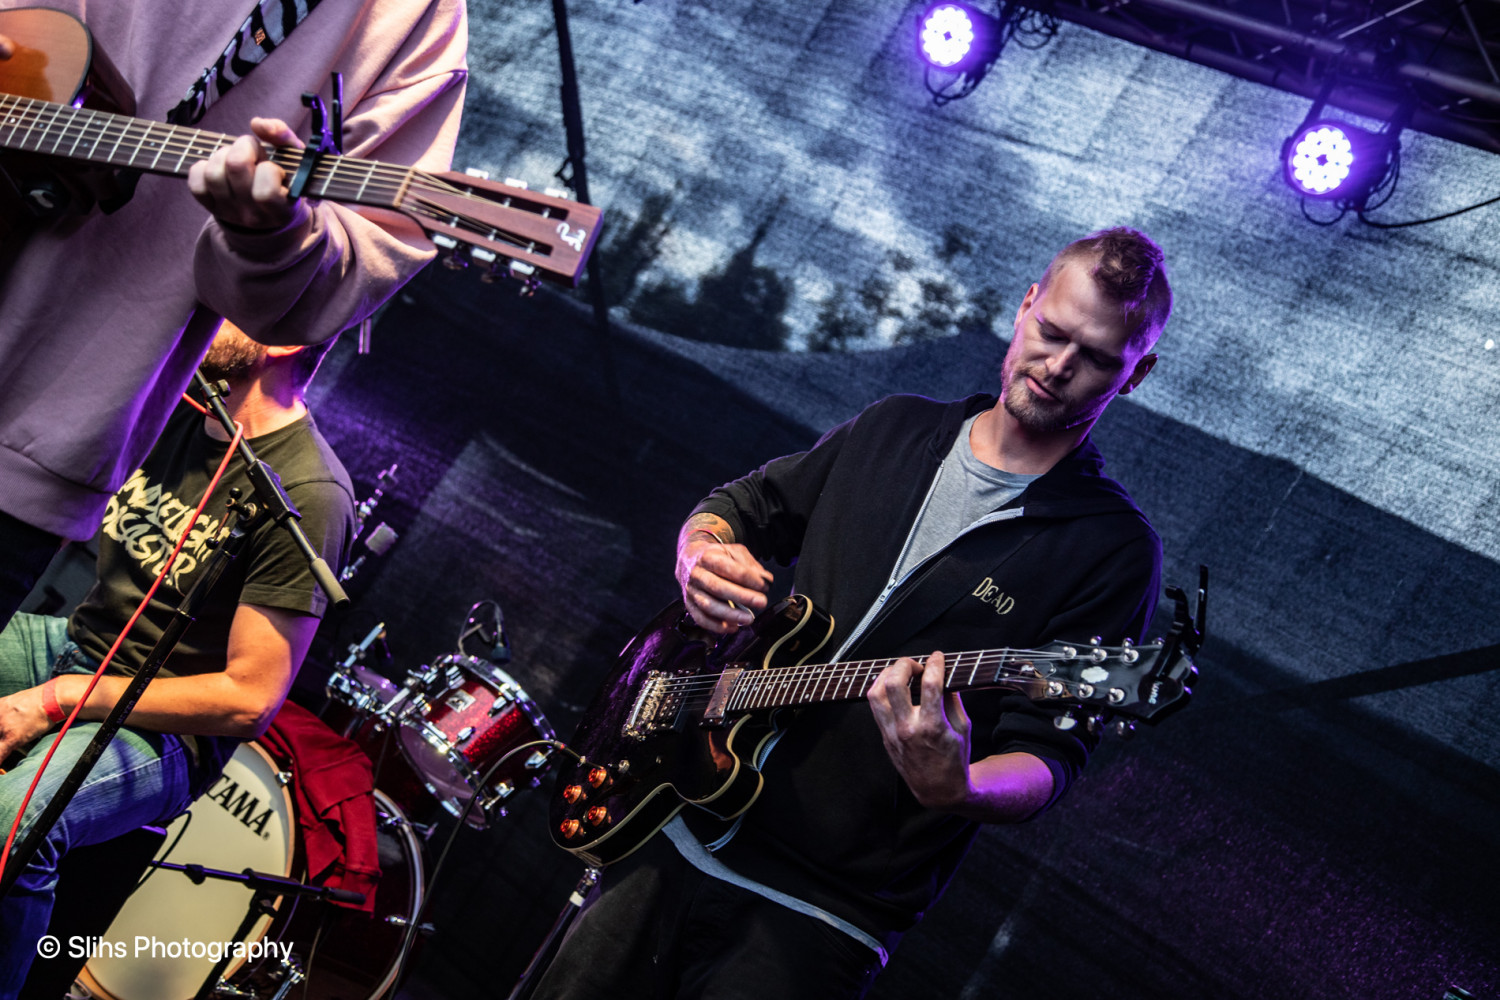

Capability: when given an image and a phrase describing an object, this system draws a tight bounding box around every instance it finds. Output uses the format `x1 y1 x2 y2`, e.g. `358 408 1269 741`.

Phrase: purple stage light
1286 123 1356 197
919 4 978 69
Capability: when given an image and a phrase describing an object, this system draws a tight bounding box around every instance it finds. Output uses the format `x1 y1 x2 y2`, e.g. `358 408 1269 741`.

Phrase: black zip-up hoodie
687 393 1161 947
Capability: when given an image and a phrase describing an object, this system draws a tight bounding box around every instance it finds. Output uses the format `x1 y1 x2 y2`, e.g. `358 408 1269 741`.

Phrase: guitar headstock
1024 637 1197 732
409 171 602 290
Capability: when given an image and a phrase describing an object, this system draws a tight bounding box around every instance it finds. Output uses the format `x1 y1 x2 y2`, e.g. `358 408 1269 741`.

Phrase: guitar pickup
701 667 743 726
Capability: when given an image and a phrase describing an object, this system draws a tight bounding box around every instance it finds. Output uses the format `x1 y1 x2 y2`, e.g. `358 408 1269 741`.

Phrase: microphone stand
550 0 619 409
194 372 348 607
0 375 349 901
145 860 367 1000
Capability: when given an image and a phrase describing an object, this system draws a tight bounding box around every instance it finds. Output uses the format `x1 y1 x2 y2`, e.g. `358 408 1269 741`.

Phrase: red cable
0 399 243 885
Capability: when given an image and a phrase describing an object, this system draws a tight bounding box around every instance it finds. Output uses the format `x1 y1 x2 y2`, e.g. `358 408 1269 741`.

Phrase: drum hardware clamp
385 914 436 934
260 956 307 1000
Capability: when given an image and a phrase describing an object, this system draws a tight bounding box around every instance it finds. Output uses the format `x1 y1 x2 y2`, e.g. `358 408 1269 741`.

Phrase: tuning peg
1111 719 1137 739
431 233 468 270
507 260 540 296
1052 712 1078 731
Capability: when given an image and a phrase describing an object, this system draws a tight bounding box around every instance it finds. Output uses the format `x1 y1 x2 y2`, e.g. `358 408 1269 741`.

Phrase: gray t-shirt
893 413 1039 583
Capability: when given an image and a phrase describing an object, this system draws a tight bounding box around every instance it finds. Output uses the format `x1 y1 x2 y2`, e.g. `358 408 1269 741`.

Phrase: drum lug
524 750 550 771
489 694 514 716
477 780 516 818
456 726 476 744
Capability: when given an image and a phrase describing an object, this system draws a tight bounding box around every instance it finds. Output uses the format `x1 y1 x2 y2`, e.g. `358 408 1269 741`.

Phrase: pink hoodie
0 0 468 538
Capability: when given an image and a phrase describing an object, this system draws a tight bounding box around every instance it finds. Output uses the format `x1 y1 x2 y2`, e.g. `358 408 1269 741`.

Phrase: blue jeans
0 613 197 999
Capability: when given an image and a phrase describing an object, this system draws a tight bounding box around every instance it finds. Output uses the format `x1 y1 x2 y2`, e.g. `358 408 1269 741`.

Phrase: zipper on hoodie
829 469 1027 665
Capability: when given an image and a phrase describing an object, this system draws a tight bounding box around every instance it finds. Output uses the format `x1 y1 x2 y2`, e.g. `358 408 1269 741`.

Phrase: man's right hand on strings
675 515 772 633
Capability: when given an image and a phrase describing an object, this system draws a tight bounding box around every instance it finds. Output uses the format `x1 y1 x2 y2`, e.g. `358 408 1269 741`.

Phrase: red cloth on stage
261 700 381 912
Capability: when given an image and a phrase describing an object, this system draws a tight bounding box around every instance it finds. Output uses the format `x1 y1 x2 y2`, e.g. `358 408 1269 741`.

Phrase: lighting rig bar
1042 0 1500 154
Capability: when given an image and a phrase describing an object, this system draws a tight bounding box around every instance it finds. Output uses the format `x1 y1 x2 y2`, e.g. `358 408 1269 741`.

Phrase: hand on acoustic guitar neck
186 117 307 233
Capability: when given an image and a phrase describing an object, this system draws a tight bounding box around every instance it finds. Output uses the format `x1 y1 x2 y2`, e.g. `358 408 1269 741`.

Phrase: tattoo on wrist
684 514 731 545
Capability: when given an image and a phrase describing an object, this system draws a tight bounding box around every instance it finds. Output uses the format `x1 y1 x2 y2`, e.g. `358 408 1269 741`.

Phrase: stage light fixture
918 4 988 70
1282 119 1391 200
914 3 1060 105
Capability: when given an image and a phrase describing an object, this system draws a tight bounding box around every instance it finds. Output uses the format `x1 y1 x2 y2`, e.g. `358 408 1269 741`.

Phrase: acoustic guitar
0 7 599 286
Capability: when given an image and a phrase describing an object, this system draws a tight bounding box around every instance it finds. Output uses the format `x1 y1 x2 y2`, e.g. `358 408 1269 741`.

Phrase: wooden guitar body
0 7 136 247
550 596 835 867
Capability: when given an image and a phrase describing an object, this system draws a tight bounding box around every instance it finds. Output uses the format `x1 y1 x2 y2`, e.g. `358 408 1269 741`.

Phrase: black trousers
0 510 62 633
531 834 883 1000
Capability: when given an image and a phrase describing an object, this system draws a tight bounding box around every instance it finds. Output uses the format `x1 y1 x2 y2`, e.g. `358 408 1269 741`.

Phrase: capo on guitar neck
287 73 345 201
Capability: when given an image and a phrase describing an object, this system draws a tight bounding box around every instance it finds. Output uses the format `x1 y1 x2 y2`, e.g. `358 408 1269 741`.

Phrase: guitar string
0 98 575 257
0 98 480 206
0 101 415 201
663 659 1091 714
648 650 1101 707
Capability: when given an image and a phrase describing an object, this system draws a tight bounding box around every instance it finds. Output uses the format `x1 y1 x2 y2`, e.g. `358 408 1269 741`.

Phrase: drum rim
77 740 300 1000
391 658 556 825
368 787 425 1000
427 653 559 742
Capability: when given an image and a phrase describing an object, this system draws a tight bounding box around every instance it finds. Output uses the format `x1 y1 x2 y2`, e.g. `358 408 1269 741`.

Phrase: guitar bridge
623 670 683 739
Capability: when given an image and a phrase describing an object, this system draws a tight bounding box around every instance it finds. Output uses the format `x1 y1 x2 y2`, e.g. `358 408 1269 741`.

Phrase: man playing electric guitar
533 227 1173 999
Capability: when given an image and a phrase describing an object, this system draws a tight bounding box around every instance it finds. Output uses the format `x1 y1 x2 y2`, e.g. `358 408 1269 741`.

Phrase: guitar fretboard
0 94 415 209
709 648 1064 712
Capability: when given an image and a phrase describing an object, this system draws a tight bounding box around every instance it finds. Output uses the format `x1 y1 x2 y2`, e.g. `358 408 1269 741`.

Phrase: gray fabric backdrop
300 2 1500 997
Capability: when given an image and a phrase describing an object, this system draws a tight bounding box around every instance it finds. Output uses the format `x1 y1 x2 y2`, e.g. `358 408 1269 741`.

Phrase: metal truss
1043 0 1500 153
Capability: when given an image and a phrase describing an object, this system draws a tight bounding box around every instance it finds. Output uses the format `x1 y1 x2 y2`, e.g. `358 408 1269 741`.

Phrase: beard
199 327 268 384
1001 363 1096 434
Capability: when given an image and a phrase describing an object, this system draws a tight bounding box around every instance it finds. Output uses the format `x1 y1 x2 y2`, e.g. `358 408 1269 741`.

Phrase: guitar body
550 595 835 866
0 8 136 248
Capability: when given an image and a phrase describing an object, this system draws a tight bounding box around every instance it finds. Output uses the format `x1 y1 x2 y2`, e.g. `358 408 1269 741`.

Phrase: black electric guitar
550 593 1200 866
0 7 599 286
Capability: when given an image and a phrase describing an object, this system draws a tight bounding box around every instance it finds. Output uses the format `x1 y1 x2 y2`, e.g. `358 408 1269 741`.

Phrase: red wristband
42 678 67 724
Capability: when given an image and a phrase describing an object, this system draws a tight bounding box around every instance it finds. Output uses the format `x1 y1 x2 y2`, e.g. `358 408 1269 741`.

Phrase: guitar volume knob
587 766 611 789
559 819 583 839
562 784 585 804
586 805 609 827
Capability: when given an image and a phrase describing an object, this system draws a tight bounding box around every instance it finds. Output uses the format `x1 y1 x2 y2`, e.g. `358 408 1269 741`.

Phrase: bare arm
867 650 1055 823
0 604 317 764
675 513 774 634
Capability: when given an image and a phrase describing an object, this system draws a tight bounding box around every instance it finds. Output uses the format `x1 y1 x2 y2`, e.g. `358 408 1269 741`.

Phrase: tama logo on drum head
206 776 275 838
